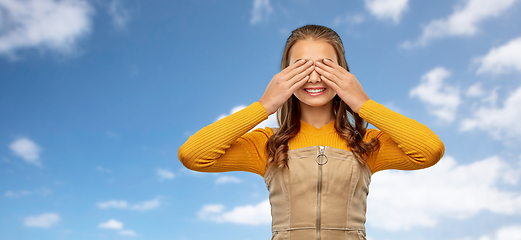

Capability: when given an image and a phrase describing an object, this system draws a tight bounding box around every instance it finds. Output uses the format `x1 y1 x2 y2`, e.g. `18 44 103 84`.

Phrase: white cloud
198 199 271 225
99 219 138 237
130 198 160 211
367 155 521 231
97 198 160 211
119 229 138 236
0 0 94 59
466 82 486 97
156 168 175 180
402 0 518 48
108 0 130 29
475 36 521 74
250 0 272 24
463 225 521 240
364 0 409 23
483 225 521 240
99 219 123 230
410 67 461 122
460 84 521 140
24 213 60 228
215 175 242 184
97 200 129 209
216 105 279 131
9 137 42 166
5 188 52 198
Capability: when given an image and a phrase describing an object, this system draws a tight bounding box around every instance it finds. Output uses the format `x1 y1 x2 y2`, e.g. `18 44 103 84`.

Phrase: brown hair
265 24 379 169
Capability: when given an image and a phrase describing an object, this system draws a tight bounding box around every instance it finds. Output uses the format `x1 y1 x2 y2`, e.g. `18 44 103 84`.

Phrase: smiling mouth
304 88 326 93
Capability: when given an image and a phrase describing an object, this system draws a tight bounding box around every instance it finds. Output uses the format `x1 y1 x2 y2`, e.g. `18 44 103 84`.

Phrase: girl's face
289 39 338 108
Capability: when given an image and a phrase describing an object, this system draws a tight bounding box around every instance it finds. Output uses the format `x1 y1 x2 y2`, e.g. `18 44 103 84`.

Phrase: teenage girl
178 24 444 240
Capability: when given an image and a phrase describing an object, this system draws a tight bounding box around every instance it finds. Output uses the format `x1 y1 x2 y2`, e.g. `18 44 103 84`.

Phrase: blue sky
1 0 521 239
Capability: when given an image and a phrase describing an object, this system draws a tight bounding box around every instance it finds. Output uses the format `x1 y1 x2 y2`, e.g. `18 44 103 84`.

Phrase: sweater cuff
252 101 269 120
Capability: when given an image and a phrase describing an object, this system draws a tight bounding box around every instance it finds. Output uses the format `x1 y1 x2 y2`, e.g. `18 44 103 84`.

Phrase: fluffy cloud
198 199 271 225
402 0 518 48
156 168 175 180
97 198 160 211
9 137 42 166
99 219 123 230
466 82 486 97
97 200 129 209
130 198 160 211
478 225 521 240
250 0 272 24
475 36 521 74
215 175 242 184
5 188 52 198
108 0 130 29
216 105 279 130
410 67 461 122
367 155 521 231
460 84 521 140
364 0 409 23
99 219 138 236
0 0 94 58
24 213 60 228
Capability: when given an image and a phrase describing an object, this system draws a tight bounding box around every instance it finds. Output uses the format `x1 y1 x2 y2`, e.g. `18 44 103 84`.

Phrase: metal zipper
316 146 327 240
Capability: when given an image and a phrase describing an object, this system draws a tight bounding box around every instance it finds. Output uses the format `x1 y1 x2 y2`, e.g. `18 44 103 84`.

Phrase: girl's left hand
315 59 370 113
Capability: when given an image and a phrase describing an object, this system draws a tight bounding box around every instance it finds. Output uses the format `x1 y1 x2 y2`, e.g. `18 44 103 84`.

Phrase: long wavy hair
265 24 380 169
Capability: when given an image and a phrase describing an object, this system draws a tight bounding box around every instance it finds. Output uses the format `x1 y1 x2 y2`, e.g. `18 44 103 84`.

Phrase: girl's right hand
258 59 315 115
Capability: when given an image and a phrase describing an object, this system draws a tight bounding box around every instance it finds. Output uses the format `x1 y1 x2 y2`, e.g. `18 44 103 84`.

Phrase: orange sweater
178 99 445 176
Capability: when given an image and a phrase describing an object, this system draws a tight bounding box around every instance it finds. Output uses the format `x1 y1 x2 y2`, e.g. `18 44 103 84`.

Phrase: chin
293 90 337 108
299 98 336 108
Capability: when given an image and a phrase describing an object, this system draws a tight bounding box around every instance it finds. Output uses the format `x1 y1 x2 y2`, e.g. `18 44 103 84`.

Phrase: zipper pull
316 145 328 165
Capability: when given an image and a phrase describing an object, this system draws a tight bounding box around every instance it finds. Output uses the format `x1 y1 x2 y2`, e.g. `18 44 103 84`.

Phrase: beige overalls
264 143 371 240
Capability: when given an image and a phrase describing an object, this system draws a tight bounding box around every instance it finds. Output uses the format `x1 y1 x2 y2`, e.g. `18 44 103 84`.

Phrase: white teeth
305 88 325 93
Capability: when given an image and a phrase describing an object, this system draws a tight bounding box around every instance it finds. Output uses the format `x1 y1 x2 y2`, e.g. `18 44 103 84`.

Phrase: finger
290 60 314 76
315 65 342 84
319 75 340 92
282 59 311 75
279 61 313 84
315 60 335 71
289 74 310 93
287 64 314 88
278 59 304 77
322 58 340 69
315 61 344 80
318 59 349 76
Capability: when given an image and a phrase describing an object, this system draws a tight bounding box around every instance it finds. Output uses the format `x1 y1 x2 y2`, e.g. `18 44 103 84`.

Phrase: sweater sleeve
177 101 273 177
359 100 445 174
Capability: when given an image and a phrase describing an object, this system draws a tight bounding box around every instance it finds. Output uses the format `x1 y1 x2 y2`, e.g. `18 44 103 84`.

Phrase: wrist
258 100 274 115
353 97 370 114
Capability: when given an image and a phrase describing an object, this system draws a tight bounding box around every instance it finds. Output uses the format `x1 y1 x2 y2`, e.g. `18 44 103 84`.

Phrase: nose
308 64 321 83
